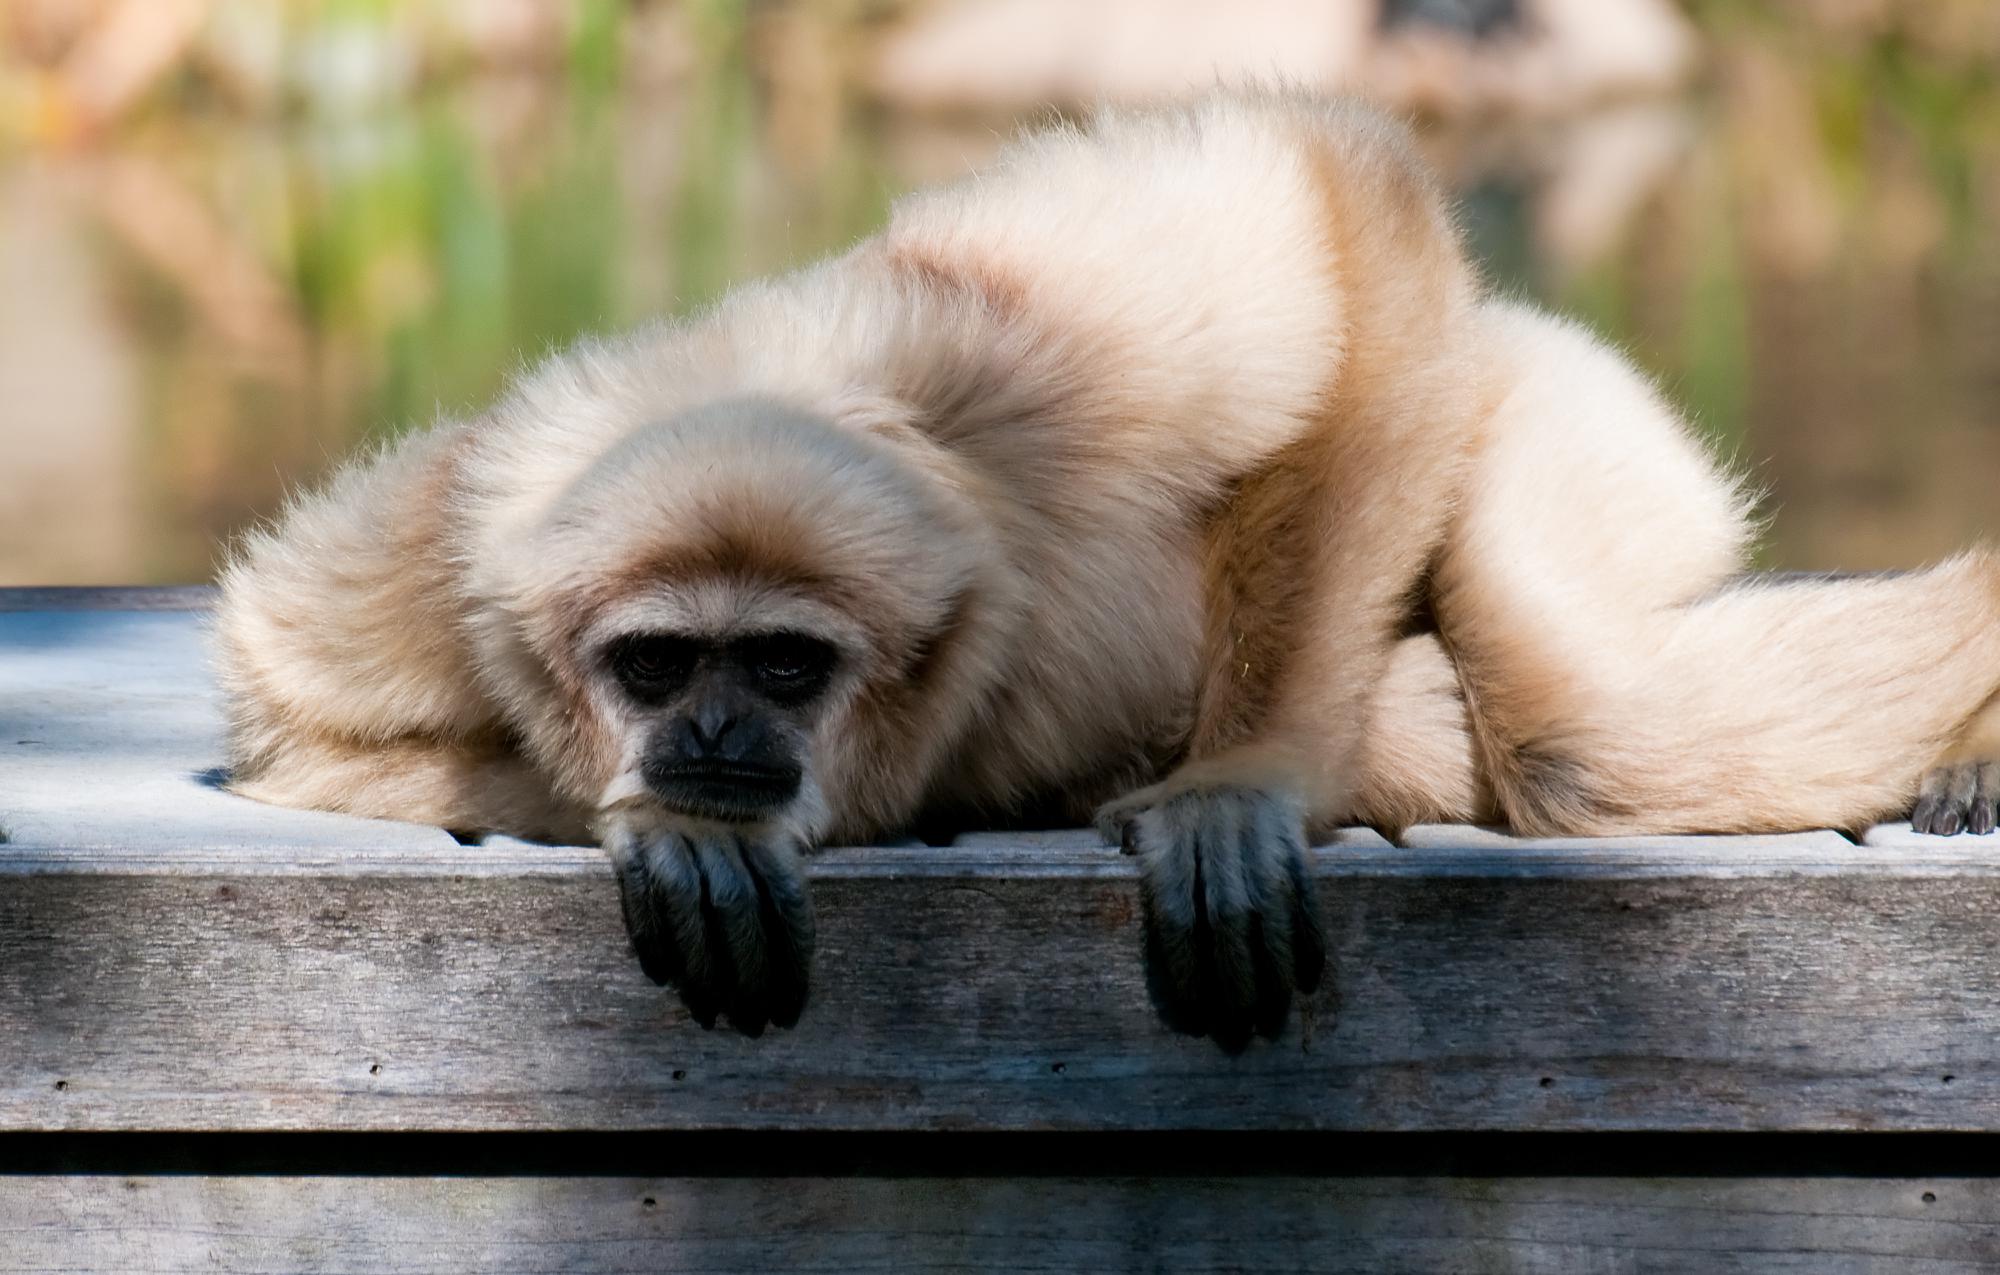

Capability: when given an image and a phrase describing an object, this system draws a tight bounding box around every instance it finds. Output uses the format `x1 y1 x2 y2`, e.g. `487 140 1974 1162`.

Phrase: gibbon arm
1093 110 1487 1046
214 423 581 840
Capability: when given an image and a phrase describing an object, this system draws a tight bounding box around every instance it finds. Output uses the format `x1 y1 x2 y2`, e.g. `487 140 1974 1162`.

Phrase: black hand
1117 785 1326 1051
614 827 815 1034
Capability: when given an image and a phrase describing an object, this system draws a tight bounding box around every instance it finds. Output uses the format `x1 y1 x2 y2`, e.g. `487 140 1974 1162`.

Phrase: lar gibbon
216 91 2000 1045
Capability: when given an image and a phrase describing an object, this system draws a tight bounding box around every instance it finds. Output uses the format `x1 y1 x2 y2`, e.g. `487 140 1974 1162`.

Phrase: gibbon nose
682 703 739 757
672 696 781 767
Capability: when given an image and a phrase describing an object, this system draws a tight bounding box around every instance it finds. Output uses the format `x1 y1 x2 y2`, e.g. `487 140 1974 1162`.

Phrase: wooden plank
1865 822 1991 850
2 1172 1994 1273
0 608 455 851
0 586 213 612
11 834 2000 1132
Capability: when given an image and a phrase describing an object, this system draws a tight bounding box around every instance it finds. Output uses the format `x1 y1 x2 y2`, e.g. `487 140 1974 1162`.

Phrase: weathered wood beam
6 830 2000 1133
0 1172 1988 1274
0 585 213 612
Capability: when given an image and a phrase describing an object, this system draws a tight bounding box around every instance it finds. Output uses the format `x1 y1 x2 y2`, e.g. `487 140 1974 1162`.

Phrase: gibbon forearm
228 731 586 842
213 421 552 832
1175 107 1483 826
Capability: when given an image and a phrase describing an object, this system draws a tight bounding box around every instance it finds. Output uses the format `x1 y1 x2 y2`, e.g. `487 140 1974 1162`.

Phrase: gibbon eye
738 632 837 700
606 633 698 701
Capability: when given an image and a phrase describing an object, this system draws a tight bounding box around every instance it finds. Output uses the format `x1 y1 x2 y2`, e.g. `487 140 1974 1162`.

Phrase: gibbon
215 91 2000 1046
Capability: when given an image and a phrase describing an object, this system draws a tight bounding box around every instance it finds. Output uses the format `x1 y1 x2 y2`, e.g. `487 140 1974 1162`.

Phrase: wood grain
2 1173 1992 1274
7 837 2000 1133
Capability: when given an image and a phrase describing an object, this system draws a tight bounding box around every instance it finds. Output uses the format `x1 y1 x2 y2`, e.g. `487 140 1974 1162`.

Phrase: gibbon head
498 397 1006 837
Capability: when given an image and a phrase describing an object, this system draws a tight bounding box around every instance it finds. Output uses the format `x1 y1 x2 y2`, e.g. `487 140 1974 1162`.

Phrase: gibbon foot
1910 761 2000 836
1097 784 1328 1050
606 820 815 1034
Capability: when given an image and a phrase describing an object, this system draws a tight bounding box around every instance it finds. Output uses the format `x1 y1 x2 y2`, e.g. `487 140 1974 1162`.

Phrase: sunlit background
1 0 1996 584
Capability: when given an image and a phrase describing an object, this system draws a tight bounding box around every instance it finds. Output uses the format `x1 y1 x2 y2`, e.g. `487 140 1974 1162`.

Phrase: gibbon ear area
608 630 839 824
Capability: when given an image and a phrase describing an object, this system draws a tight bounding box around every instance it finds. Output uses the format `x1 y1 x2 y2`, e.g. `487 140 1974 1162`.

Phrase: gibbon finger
741 838 814 1029
1245 913 1293 1042
1973 763 2000 836
1196 810 1262 1048
648 836 723 1028
613 856 681 988
1242 797 1302 975
1242 806 1304 1038
1284 845 1328 996
1910 790 1944 836
692 838 768 1035
1941 765 1978 836
1131 817 1205 1033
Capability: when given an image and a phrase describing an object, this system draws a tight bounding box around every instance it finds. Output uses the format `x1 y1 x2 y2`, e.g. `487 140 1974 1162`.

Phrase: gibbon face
503 397 1000 839
604 627 838 823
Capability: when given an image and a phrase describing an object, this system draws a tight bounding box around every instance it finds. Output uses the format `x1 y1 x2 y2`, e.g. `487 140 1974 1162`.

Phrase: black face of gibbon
605 630 838 823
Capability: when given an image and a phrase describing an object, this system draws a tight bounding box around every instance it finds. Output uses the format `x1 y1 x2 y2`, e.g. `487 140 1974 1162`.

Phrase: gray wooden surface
15 838 2000 1133
1 605 455 850
3 1173 1996 1274
5 600 2000 1134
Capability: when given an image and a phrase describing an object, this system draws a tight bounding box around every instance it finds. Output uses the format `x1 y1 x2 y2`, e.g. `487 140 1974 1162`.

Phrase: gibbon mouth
645 763 801 818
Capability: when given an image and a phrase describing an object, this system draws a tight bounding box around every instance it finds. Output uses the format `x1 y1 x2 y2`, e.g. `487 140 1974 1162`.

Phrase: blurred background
0 0 1996 584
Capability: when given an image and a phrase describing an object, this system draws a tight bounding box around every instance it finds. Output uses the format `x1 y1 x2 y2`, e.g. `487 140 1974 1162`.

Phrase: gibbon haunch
215 91 2000 1045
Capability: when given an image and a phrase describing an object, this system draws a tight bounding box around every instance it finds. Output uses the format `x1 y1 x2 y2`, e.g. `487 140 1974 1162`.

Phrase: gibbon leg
1119 632 1494 841
1452 561 2000 835
1434 302 2000 836
214 423 580 839
1346 633 1493 835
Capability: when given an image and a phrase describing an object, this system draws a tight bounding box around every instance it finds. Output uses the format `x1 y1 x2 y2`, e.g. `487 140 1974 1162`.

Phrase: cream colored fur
215 90 2000 848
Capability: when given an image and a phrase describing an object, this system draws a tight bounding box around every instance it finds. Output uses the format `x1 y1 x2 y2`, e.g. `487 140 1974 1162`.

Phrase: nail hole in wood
53 1080 68 1092
1050 1062 1066 1074
1944 1074 1956 1084
643 1197 657 1209
369 1064 382 1075
671 1069 687 1082
1538 1077 1554 1088
1924 1192 1938 1204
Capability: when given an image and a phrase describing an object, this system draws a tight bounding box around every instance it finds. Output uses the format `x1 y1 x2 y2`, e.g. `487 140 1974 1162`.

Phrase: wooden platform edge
0 585 215 611
9 844 2000 1134
0 1170 1988 1275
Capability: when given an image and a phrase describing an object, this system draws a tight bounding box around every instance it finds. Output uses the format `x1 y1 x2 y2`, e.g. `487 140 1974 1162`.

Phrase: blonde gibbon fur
216 91 2000 1039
